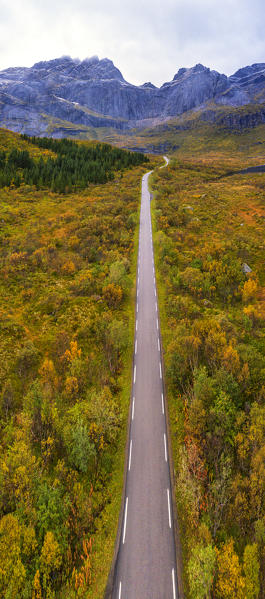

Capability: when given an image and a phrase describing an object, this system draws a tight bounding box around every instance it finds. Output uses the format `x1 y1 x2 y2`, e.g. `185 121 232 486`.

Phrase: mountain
0 56 264 137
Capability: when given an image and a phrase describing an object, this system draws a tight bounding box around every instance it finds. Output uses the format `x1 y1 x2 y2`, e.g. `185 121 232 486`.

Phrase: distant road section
113 156 178 598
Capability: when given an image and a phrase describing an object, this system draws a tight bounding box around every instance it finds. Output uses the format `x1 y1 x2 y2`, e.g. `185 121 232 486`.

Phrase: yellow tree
0 514 26 598
243 544 260 599
215 539 245 599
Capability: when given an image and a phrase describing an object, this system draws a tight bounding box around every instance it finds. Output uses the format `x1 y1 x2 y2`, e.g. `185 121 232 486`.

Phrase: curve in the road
112 156 178 599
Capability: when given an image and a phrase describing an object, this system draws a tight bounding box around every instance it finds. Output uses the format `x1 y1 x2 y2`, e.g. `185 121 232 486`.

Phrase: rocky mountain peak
173 67 187 80
192 63 209 73
141 82 157 89
33 56 76 71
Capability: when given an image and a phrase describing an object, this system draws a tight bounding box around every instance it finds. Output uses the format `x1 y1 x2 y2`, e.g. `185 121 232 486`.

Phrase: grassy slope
150 124 265 597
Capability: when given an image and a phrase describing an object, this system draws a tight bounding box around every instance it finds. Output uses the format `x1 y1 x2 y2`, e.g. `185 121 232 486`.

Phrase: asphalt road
113 156 178 599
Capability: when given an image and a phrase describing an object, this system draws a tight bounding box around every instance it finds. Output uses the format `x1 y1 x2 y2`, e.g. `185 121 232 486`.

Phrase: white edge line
135 339 137 354
156 318 159 329
158 338 160 351
123 497 128 543
136 320 138 331
164 433 168 462
119 581 122 599
161 392 164 414
134 365 136 384
167 489 172 528
160 362 162 378
172 569 176 599
132 397 135 420
155 289 157 297
129 439 132 470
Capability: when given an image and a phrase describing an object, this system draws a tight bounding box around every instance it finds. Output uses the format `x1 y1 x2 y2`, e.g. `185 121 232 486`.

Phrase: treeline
0 136 148 192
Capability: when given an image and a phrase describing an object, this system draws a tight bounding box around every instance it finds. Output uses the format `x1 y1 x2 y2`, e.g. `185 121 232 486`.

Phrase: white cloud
0 0 264 85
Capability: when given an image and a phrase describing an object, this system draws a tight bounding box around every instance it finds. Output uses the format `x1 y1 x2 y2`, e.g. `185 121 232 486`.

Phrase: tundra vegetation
151 125 265 598
0 129 154 598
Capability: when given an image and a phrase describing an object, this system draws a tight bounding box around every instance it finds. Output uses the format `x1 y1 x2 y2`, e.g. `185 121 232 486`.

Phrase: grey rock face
0 56 264 136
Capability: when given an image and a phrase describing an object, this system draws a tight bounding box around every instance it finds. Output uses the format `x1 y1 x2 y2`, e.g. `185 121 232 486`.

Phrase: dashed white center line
156 318 159 329
172 569 176 599
134 365 137 384
132 397 135 420
161 392 164 414
159 362 162 379
167 489 172 529
129 439 132 470
164 433 168 462
135 339 137 354
158 338 160 351
123 497 128 543
119 581 122 599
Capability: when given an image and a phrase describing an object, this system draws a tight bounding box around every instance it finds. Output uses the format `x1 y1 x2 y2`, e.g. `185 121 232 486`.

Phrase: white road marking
134 365 136 384
129 440 132 470
155 288 157 297
123 497 128 543
161 392 164 414
132 397 135 420
160 362 162 378
167 489 172 528
172 569 176 599
137 288 139 297
153 276 156 285
138 277 139 285
135 340 137 354
156 318 159 329
156 302 158 312
136 319 138 331
119 581 122 599
164 433 168 462
158 338 160 351
137 302 139 313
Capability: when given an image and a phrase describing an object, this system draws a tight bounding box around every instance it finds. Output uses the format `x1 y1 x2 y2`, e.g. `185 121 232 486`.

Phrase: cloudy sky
0 0 264 86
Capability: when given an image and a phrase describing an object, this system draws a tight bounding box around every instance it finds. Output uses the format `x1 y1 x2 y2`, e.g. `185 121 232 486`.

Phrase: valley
0 62 264 597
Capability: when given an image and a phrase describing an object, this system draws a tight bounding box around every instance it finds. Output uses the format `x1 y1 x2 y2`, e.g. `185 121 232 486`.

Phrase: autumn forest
0 129 154 598
151 124 265 598
0 122 264 599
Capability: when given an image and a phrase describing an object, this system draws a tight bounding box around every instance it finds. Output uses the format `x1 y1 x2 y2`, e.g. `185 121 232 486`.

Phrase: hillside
0 57 265 139
151 126 265 597
0 129 159 598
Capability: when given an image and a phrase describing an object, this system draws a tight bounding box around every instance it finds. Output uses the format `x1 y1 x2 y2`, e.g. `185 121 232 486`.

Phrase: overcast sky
0 0 264 86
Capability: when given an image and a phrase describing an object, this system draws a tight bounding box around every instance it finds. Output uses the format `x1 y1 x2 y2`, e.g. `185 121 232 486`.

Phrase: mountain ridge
0 56 264 138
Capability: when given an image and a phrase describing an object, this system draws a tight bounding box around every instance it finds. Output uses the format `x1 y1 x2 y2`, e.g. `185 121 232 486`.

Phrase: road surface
113 156 178 599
